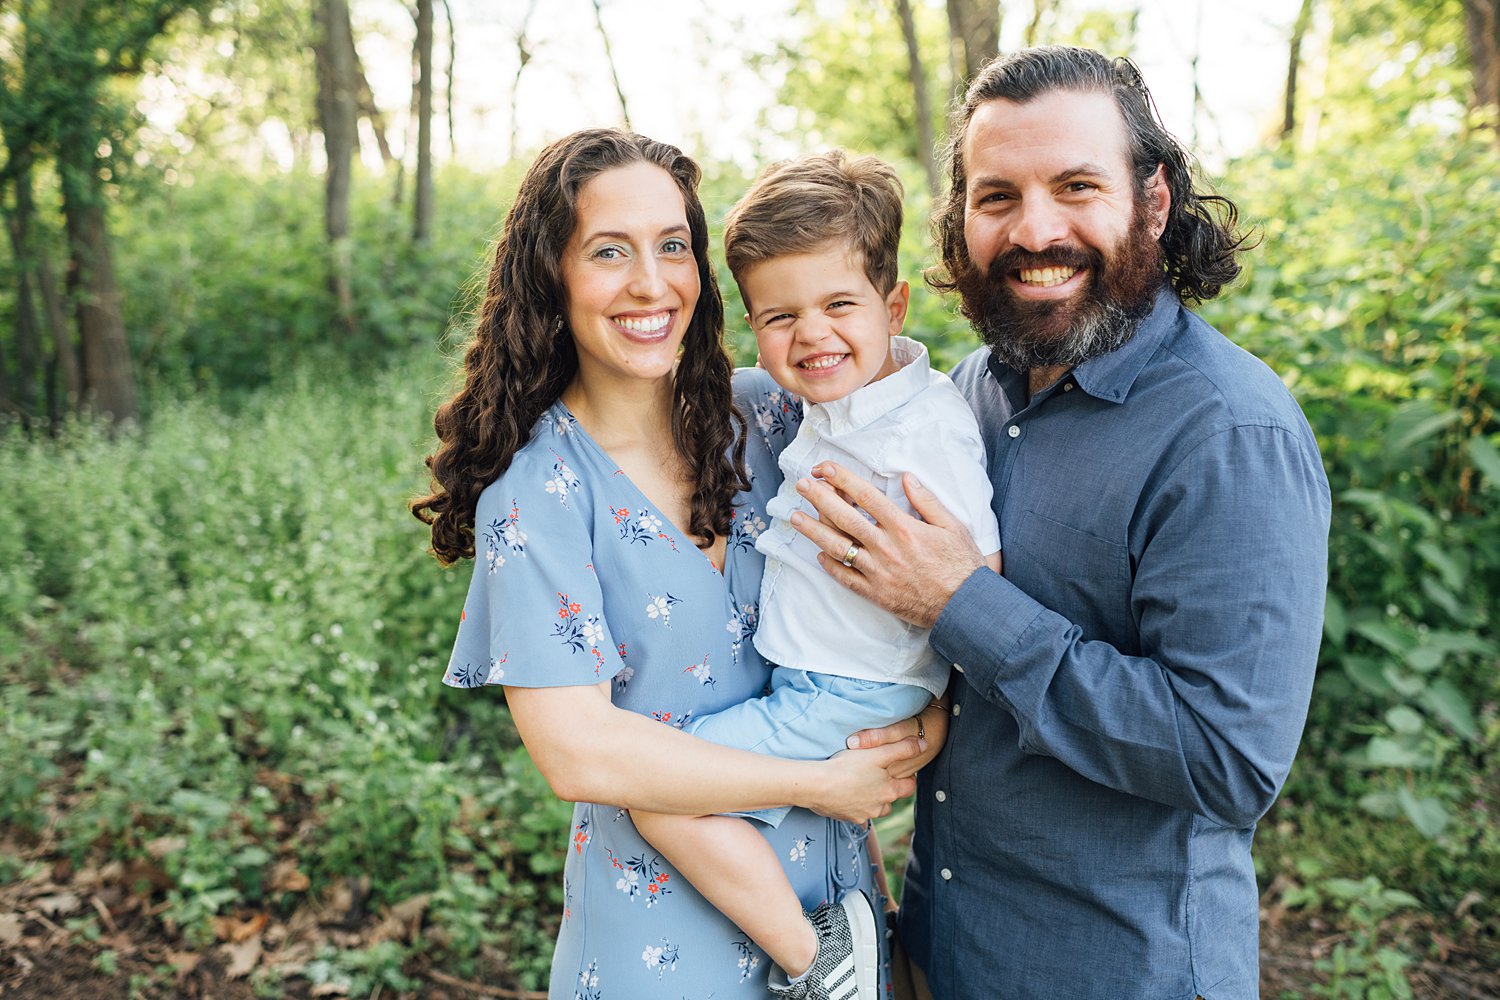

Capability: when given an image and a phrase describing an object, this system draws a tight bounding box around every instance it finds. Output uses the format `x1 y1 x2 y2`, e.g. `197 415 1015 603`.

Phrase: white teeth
618 312 671 334
798 355 845 370
1018 266 1078 287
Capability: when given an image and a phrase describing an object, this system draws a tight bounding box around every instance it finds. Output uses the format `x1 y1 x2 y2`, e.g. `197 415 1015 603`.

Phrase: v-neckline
554 401 731 581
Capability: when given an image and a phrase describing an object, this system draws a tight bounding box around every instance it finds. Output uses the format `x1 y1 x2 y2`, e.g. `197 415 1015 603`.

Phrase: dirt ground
1 840 1496 1000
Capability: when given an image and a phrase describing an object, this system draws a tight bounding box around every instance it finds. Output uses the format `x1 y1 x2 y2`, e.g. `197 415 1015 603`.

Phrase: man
793 46 1331 999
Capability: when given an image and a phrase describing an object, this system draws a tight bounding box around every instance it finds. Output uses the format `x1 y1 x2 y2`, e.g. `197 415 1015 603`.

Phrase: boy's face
740 244 908 405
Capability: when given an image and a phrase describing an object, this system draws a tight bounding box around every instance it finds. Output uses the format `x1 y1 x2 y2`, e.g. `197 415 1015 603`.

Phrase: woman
412 128 935 997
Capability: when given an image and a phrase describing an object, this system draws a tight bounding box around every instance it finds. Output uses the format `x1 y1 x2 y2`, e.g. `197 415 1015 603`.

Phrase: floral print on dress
641 939 680 979
573 816 591 855
445 661 485 688
553 591 607 675
650 708 694 729
682 653 714 688
645 593 680 628
482 499 528 573
728 507 767 553
734 937 762 984
575 960 601 1000
605 849 673 908
545 454 582 507
726 603 758 664
752 389 799 440
788 833 816 869
612 505 678 549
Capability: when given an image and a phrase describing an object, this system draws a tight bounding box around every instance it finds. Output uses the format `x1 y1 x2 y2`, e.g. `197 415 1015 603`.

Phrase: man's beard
953 199 1166 373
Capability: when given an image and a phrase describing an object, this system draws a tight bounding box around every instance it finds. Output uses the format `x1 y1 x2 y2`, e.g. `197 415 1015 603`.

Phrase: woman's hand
804 740 921 823
846 697 949 780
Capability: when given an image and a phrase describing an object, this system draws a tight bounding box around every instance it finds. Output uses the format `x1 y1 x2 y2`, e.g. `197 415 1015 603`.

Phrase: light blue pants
683 667 932 827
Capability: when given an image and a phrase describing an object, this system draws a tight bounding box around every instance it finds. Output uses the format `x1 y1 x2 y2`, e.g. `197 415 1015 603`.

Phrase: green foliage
0 356 565 974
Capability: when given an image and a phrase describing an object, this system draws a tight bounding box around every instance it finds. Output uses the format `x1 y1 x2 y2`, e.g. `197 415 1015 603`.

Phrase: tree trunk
894 0 940 198
314 0 358 334
414 0 435 243
4 192 43 420
1465 0 1500 144
1282 0 1316 142
509 0 541 163
590 0 631 128
57 129 138 424
946 0 1001 89
443 0 457 157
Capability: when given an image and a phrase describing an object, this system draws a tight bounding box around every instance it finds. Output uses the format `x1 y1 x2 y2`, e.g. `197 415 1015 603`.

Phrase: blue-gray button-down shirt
898 289 1331 1000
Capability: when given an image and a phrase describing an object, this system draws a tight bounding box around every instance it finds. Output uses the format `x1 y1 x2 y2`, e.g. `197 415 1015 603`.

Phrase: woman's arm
505 680 923 822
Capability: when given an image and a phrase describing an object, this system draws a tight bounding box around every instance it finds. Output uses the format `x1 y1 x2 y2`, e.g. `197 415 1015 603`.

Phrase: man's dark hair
930 45 1255 304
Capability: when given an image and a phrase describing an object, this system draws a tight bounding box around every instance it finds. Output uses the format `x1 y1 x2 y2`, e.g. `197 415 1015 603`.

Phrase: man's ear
1146 164 1170 240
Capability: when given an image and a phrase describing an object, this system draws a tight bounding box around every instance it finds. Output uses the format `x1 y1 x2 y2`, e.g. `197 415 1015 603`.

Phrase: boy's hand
791 464 985 628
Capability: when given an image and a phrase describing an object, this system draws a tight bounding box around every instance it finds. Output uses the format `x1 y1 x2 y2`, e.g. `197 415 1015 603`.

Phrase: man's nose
1009 197 1069 252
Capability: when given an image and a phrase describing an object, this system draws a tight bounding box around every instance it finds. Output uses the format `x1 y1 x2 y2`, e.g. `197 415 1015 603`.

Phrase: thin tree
590 0 631 128
413 0 434 243
314 0 359 334
894 0 940 198
442 0 457 156
1465 0 1500 144
1026 0 1059 47
1281 0 1317 143
946 0 1001 89
508 0 541 162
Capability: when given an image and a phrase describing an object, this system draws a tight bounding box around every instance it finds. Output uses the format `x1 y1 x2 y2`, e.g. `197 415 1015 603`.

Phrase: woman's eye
661 238 690 255
593 245 625 260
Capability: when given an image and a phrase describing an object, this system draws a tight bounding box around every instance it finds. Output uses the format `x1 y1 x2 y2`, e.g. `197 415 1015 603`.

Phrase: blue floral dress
443 368 884 998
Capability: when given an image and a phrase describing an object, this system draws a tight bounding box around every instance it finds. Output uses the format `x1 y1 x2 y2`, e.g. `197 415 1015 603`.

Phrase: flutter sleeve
442 449 625 690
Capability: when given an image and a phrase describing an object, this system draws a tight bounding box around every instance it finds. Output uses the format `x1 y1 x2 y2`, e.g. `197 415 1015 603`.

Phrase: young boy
630 150 1001 1000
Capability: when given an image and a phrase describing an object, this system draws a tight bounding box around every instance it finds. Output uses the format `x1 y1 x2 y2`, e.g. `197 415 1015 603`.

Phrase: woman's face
560 161 701 392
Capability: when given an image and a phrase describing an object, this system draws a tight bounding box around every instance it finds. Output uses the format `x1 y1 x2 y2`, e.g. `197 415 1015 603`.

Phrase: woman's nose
627 257 669 300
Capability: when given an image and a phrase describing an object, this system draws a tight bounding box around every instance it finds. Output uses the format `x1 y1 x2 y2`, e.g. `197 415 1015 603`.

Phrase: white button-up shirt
753 336 1001 696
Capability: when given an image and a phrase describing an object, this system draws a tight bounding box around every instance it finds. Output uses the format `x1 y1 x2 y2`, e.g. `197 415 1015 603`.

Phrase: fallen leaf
0 913 24 947
270 858 310 893
221 936 262 979
166 950 202 983
34 893 80 917
213 911 269 943
310 982 351 996
145 836 186 860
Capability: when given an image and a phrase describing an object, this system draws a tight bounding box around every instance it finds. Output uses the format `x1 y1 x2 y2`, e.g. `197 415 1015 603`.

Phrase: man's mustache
984 244 1102 279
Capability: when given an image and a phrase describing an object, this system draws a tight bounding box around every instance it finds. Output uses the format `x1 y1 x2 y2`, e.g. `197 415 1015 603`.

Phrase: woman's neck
561 370 676 450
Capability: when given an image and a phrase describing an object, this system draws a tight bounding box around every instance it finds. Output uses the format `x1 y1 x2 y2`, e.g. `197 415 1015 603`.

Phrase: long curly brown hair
412 128 748 566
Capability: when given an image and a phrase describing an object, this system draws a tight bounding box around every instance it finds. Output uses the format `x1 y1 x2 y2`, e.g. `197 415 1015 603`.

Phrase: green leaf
1384 705 1425 735
1418 679 1479 739
1414 541 1464 590
1362 736 1427 768
1405 644 1446 673
1385 403 1460 455
1396 786 1450 839
1381 665 1426 697
1354 620 1416 654
1358 791 1401 820
1343 656 1393 696
1323 591 1348 644
1468 435 1500 485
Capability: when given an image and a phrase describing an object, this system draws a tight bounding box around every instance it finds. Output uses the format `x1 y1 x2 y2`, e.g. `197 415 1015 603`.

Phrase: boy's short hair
724 150 904 299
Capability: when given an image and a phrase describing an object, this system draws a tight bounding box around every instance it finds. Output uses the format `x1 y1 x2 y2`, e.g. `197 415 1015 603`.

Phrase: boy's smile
740 244 908 405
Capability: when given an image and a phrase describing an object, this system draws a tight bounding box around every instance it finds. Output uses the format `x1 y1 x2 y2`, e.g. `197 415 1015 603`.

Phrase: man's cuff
930 566 1048 695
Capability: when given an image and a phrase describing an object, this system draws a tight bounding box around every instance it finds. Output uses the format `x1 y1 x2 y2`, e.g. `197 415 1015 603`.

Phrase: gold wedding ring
840 542 860 568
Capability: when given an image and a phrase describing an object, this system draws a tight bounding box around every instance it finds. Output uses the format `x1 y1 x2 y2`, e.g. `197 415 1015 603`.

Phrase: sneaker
767 890 879 1000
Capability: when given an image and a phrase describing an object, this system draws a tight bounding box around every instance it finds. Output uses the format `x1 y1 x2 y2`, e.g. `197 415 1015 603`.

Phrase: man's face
955 88 1170 371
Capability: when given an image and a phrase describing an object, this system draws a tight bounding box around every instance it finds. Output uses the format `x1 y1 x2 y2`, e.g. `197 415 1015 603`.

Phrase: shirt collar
986 286 1182 406
809 335 931 434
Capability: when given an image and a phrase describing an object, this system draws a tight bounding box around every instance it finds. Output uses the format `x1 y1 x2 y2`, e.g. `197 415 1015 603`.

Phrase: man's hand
790 463 987 628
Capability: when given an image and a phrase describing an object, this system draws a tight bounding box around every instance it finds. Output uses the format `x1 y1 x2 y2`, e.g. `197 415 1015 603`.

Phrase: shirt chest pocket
1008 509 1132 637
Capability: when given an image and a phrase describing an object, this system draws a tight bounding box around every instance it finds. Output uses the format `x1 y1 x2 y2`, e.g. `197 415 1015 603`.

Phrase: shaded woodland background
1 1 1498 997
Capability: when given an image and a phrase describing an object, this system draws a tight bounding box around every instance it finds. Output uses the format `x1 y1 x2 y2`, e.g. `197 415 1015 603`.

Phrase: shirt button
1063 382 1074 392
1007 425 1021 438
953 663 965 674
940 867 953 881
935 789 947 802
952 703 961 717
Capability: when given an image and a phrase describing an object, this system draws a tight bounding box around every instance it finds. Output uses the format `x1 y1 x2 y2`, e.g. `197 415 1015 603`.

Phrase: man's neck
1026 364 1070 401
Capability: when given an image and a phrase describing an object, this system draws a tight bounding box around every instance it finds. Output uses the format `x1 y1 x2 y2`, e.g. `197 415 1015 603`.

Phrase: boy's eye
828 300 855 310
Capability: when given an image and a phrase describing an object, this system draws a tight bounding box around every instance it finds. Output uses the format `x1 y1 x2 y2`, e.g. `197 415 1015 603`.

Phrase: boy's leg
632 810 818 976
